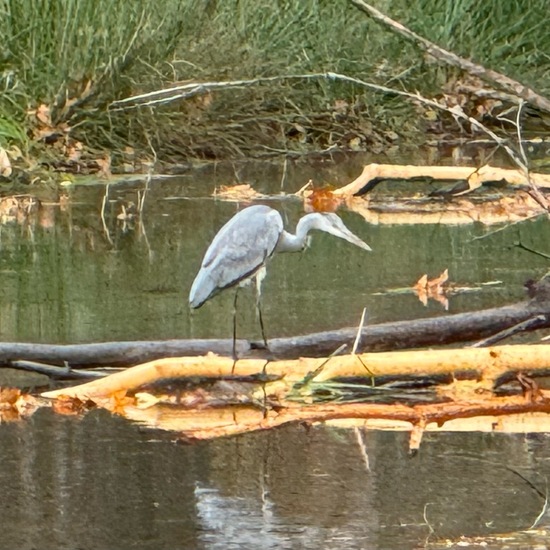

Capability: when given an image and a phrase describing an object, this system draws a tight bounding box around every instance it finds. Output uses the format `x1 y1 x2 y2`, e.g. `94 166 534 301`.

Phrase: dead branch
469 315 547 348
348 0 550 114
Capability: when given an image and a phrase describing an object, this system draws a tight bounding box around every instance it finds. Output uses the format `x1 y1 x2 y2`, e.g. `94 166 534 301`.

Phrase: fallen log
1 279 549 370
40 343 550 400
334 164 550 197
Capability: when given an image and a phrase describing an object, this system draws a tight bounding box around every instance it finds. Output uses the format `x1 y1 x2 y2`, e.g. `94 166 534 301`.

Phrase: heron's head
313 213 372 251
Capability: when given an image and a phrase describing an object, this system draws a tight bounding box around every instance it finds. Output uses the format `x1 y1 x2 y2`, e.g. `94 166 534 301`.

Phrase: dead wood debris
333 164 550 197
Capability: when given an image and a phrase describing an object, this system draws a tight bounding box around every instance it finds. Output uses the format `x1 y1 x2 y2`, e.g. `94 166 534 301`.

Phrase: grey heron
189 204 371 356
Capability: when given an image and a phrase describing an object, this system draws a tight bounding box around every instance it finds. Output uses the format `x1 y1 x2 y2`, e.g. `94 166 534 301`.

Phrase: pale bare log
334 164 550 197
41 343 550 401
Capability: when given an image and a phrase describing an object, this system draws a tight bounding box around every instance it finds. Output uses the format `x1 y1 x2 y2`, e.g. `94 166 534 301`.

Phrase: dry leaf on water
52 395 92 416
413 269 449 310
305 187 343 213
0 387 39 421
0 387 21 406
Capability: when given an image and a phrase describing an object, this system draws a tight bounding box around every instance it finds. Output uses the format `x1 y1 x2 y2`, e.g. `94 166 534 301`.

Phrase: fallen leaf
96 154 112 178
36 104 52 126
413 274 428 293
427 268 449 294
66 140 83 162
0 387 21 406
333 99 349 113
413 270 450 310
348 136 363 151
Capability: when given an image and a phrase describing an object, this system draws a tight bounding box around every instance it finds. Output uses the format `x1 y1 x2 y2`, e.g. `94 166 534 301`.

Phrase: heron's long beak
323 215 372 251
335 228 372 251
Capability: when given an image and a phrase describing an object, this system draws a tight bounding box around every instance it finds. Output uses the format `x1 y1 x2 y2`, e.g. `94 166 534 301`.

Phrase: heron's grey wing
189 205 283 308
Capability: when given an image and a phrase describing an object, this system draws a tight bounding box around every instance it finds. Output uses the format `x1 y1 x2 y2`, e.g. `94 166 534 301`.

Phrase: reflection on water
0 157 549 548
0 163 548 346
0 409 548 549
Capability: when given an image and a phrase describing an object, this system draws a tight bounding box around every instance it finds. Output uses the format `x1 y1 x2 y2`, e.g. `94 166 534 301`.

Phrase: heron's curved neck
277 215 316 252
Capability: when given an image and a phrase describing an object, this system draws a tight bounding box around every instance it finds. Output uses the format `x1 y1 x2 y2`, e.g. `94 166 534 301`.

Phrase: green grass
0 0 549 168
399 0 550 95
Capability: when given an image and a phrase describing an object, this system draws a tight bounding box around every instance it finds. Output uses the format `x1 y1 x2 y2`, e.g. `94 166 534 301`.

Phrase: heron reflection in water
189 205 371 357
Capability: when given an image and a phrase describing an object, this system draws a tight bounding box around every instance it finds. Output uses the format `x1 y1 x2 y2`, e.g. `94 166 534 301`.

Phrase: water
1 411 549 549
0 157 549 548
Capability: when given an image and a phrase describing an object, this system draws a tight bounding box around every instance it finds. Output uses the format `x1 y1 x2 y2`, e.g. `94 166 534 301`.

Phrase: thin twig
100 183 113 245
470 212 544 242
423 502 435 540
516 101 529 168
10 360 106 380
300 344 348 386
354 427 370 472
352 307 368 355
515 242 550 260
280 156 289 192
530 479 549 529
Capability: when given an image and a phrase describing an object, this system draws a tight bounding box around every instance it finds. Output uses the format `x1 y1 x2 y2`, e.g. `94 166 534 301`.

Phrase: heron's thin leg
257 301 268 348
255 268 268 348
231 287 239 372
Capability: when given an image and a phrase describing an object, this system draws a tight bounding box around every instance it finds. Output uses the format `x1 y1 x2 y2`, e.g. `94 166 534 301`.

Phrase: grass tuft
0 0 549 169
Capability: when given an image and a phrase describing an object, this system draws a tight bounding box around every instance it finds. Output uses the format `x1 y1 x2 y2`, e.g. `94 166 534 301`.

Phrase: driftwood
334 164 550 197
40 343 550 401
2 279 550 371
34 332 550 444
30 280 550 444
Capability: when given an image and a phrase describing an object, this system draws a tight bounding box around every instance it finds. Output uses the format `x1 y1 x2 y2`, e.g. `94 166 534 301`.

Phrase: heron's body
189 206 282 308
189 205 370 355
189 205 371 310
